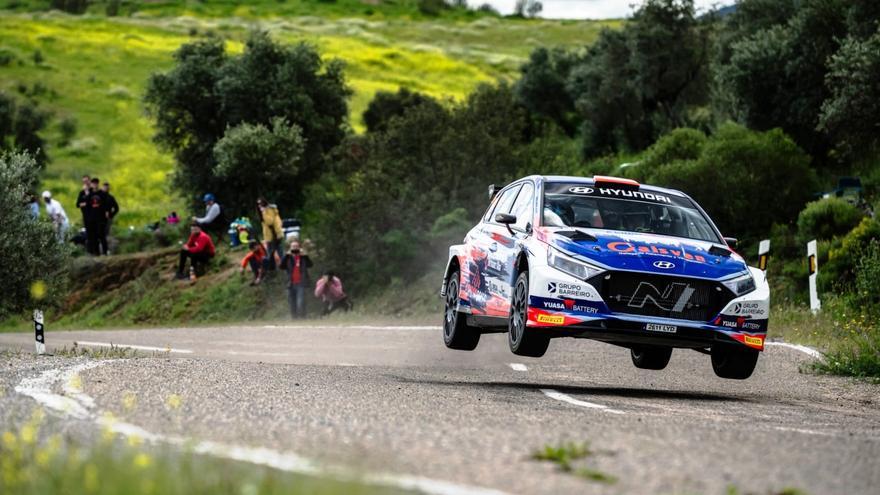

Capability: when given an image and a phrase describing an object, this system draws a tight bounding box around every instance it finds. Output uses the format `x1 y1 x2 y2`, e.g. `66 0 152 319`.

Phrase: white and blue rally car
441 175 769 379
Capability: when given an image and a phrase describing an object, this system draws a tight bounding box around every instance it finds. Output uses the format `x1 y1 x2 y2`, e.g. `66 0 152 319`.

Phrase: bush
796 197 863 243
418 0 447 16
638 127 707 170
854 240 880 309
822 217 880 291
58 115 77 147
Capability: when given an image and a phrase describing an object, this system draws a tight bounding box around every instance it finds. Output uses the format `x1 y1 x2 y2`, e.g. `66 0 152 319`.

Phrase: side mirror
495 213 516 236
495 213 516 224
723 237 738 248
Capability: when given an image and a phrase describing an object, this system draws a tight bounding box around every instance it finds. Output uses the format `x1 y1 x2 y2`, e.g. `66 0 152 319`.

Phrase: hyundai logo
653 261 675 269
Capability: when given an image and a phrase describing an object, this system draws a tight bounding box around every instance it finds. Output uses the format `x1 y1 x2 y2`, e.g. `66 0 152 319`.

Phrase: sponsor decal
653 260 675 269
743 335 764 347
568 187 594 194
731 302 766 316
567 186 672 203
628 282 695 313
721 320 738 328
645 323 677 333
607 241 707 263
537 314 565 325
539 299 599 314
547 281 595 299
741 321 762 330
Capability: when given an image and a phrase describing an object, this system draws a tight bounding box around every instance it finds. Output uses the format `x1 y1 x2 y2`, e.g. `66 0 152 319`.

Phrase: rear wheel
630 345 673 370
711 345 759 379
508 271 550 357
443 271 480 351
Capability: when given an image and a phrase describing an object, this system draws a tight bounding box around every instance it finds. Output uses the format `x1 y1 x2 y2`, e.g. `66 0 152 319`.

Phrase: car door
484 181 534 317
468 184 521 317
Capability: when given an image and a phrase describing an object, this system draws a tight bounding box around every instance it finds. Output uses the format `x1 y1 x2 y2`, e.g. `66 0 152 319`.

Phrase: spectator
102 182 120 241
315 271 353 316
240 240 267 286
76 174 90 226
85 177 109 255
176 223 215 280
193 193 224 236
281 240 313 319
257 197 283 270
26 192 39 219
166 211 180 225
42 191 69 243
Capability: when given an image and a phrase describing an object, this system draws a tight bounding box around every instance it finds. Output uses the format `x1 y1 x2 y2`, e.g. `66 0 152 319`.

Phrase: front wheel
443 271 480 351
711 345 759 379
508 271 550 357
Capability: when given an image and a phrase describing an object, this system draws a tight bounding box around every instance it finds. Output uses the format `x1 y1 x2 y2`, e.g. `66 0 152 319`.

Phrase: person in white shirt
193 193 223 235
42 190 69 243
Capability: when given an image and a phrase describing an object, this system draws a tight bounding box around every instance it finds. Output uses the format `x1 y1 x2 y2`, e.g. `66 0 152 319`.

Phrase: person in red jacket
240 240 267 286
176 223 215 280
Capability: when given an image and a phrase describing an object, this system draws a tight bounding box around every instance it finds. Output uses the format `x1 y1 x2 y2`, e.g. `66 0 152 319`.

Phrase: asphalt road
1 324 878 495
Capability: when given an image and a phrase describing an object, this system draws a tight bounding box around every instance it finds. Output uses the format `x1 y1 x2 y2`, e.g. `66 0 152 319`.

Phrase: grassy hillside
0 5 619 226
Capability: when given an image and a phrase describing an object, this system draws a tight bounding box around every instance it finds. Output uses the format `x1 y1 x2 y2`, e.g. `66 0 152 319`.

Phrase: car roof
516 175 688 198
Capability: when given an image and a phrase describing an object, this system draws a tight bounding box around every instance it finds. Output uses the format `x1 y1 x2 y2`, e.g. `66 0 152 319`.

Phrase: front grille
588 271 734 322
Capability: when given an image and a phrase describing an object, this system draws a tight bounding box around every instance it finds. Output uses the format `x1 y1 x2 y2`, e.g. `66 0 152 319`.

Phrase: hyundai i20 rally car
440 175 770 379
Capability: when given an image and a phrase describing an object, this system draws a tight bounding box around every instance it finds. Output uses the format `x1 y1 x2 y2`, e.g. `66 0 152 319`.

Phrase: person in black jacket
76 175 91 226
102 182 120 244
84 178 109 255
281 240 313 319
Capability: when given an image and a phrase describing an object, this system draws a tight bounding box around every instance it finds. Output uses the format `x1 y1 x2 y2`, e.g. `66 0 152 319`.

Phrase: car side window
487 185 520 223
510 182 534 231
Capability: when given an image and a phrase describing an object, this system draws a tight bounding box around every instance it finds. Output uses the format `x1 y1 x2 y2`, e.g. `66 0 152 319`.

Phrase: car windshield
542 182 722 243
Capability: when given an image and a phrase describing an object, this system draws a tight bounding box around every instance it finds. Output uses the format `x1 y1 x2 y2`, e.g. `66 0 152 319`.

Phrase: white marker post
34 310 46 355
807 240 821 314
758 239 770 272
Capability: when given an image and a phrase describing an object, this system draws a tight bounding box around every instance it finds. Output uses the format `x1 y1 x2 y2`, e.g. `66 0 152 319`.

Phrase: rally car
440 175 769 379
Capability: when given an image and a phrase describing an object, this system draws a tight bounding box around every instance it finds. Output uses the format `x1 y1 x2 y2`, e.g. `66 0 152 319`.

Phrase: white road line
16 361 508 495
540 388 625 415
509 363 528 372
75 341 193 354
765 342 823 360
260 325 440 331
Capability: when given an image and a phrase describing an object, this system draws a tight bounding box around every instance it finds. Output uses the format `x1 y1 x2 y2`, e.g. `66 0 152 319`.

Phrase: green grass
0 408 414 495
770 298 880 381
0 7 617 226
531 441 616 485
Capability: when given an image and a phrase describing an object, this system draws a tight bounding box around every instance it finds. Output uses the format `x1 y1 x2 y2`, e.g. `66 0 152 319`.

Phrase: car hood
548 228 748 280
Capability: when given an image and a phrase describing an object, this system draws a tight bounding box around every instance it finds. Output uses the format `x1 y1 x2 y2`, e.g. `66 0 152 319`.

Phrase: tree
0 92 49 166
818 30 880 157
514 47 581 136
0 151 69 320
514 0 542 18
144 32 350 217
362 88 440 134
213 118 305 214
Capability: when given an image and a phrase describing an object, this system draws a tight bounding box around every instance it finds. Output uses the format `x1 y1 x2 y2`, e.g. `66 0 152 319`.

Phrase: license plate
645 323 677 333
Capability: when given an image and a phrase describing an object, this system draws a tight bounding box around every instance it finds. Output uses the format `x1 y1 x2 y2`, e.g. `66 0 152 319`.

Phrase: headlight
547 248 604 280
722 272 756 296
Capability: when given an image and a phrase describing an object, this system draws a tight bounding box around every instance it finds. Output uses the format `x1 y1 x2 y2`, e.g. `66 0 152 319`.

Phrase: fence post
758 239 770 272
807 239 821 314
34 309 46 355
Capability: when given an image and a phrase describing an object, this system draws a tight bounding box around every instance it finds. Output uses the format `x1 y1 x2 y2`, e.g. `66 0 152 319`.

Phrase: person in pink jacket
314 271 353 316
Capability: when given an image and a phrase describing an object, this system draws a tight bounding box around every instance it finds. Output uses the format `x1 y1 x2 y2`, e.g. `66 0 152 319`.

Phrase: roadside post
34 309 46 355
807 240 821 314
758 239 770 272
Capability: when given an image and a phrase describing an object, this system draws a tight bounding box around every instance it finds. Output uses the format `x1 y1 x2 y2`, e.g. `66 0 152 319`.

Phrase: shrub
638 127 707 170
854 240 880 309
418 0 447 16
822 217 880 291
796 197 863 243
58 115 77 147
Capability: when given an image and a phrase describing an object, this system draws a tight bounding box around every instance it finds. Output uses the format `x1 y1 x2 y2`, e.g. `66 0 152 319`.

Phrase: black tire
443 271 480 351
711 345 759 379
508 271 550 357
630 345 673 370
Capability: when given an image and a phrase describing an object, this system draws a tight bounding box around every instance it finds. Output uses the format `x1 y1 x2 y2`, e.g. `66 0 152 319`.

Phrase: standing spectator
85 178 109 255
314 271 353 316
76 174 90 226
42 191 69 243
240 240 267 286
193 193 224 236
26 192 40 219
257 197 283 270
281 240 313 319
176 223 215 280
102 182 120 242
